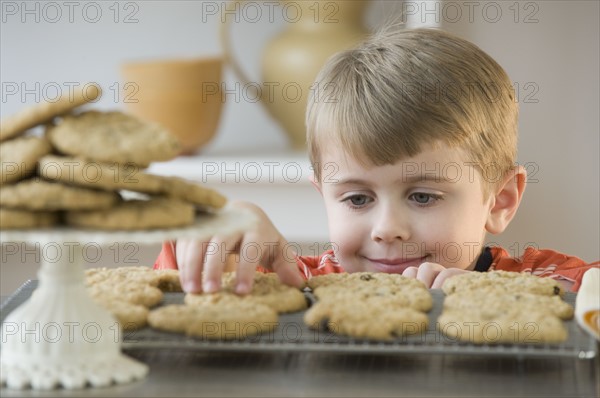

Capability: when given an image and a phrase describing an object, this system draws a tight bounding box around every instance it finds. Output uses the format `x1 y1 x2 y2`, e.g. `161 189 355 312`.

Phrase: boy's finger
176 239 207 293
272 253 305 288
202 232 243 293
416 262 445 288
431 268 466 289
402 266 418 279
234 239 260 295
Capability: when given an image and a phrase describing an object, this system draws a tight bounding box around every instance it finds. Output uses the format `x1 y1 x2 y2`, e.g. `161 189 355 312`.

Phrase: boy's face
316 144 495 273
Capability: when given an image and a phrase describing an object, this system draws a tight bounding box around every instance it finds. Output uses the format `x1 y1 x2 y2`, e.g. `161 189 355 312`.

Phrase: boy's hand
176 201 305 294
402 262 470 289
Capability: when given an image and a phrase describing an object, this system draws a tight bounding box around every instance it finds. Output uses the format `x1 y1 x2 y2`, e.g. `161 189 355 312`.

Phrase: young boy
154 28 597 294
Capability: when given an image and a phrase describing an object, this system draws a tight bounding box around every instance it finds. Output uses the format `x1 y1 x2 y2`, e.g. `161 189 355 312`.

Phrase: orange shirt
154 242 598 292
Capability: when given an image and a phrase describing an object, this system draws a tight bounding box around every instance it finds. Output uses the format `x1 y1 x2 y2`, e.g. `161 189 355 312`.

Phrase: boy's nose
370 206 410 243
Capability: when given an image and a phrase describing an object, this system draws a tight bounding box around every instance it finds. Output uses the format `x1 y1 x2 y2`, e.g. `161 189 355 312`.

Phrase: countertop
1 296 599 398
1 349 599 397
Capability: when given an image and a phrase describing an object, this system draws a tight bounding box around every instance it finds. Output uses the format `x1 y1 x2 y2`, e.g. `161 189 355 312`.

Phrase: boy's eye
343 194 372 208
409 192 442 205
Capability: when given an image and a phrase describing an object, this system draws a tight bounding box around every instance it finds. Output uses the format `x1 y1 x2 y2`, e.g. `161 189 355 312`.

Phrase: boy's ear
485 165 527 234
310 172 323 195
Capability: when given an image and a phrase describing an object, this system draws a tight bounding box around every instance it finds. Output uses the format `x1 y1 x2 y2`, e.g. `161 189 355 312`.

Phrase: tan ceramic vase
221 0 369 150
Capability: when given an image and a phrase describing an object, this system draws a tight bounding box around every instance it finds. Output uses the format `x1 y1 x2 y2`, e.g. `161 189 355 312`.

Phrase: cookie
439 271 572 344
85 266 183 330
65 198 195 230
0 179 120 210
304 272 432 340
93 296 149 331
39 155 227 209
0 83 101 142
304 299 429 340
438 308 568 344
85 266 181 291
443 289 574 320
442 270 564 297
87 281 164 308
309 272 433 312
46 110 181 167
38 155 158 192
148 298 278 340
0 136 53 184
185 272 307 313
153 269 183 292
160 176 227 209
0 207 58 229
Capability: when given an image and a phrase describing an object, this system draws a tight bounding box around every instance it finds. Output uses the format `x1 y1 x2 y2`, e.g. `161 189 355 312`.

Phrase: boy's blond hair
306 27 518 197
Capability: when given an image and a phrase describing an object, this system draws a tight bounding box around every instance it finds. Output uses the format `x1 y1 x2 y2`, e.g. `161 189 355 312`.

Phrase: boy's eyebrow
332 178 370 186
401 174 455 184
333 175 455 186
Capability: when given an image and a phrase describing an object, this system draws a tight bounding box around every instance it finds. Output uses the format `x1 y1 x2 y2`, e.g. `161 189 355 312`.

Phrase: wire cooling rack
1 280 597 359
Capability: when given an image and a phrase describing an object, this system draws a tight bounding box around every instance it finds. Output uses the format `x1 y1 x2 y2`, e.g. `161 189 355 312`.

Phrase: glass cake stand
0 207 257 390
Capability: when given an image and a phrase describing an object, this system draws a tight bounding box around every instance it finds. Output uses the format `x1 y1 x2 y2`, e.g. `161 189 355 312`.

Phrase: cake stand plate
0 207 257 390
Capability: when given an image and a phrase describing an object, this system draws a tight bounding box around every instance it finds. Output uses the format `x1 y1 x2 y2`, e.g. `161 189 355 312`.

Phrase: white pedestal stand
0 207 256 390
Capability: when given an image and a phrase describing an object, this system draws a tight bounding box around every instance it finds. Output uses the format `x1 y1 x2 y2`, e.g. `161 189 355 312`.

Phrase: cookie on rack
305 299 429 340
437 307 568 344
0 83 101 142
441 270 564 297
1 136 53 184
148 296 279 340
304 272 432 340
0 179 120 210
92 296 150 331
39 155 227 209
65 198 195 230
46 111 181 167
443 289 574 320
439 271 572 344
184 271 307 314
85 266 182 292
88 280 164 308
85 266 183 330
0 208 59 229
309 272 433 312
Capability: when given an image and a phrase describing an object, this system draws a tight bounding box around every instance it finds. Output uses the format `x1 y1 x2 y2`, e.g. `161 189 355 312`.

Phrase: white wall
439 1 599 262
1 1 598 294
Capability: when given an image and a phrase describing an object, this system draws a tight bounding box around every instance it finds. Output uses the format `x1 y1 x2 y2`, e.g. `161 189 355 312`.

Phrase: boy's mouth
365 255 429 274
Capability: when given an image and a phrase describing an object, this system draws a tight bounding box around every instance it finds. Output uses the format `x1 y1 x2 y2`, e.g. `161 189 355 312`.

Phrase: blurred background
1 1 598 293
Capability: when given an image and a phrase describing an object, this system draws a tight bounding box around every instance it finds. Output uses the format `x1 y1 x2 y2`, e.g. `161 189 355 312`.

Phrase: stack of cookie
438 270 574 344
0 84 227 230
304 272 433 340
148 272 308 339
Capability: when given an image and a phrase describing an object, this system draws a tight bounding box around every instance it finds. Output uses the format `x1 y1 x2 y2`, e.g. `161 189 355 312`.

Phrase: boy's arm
490 246 600 292
152 201 304 293
154 241 178 270
295 250 345 279
154 244 345 279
